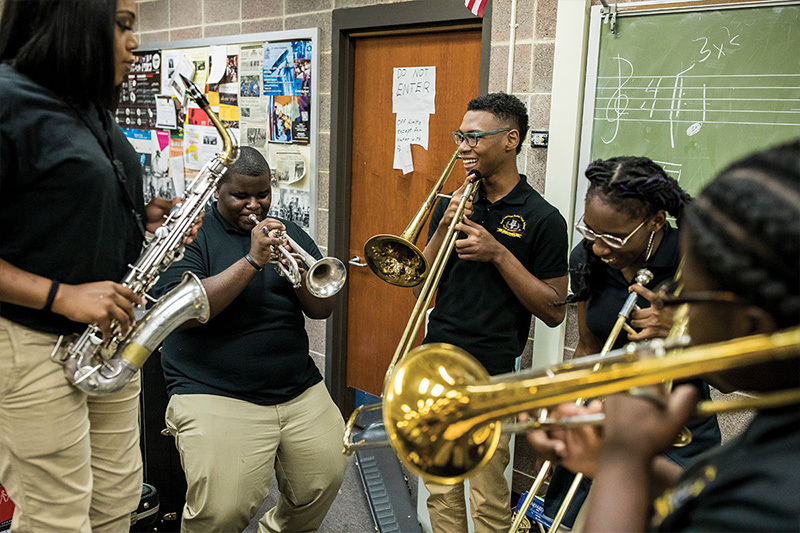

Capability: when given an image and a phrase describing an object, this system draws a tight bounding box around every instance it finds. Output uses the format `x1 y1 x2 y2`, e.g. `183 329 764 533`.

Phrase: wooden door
347 28 482 397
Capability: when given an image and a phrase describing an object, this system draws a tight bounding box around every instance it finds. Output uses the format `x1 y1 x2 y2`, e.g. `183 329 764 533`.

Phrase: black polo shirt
653 403 800 532
570 223 681 352
423 175 568 376
0 64 145 335
151 204 322 406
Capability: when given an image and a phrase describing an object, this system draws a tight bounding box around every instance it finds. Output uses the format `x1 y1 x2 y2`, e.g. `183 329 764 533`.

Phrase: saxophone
51 75 238 396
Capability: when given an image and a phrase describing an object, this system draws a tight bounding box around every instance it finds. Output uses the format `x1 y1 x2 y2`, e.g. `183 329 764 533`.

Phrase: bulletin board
116 28 320 236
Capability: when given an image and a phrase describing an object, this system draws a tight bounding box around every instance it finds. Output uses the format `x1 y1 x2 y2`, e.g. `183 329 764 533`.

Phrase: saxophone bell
53 271 210 395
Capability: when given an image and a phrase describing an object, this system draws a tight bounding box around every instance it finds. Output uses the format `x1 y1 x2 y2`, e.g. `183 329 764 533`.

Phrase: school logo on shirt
651 465 717 528
496 214 526 238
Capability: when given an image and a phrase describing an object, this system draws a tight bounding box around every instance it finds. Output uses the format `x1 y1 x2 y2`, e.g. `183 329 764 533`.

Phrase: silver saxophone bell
54 272 210 395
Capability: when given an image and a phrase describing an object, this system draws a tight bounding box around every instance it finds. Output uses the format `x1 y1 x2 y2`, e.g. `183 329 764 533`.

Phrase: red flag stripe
465 0 487 17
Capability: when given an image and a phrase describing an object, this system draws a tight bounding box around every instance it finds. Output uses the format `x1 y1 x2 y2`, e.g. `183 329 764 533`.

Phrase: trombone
363 149 461 287
344 157 481 453
248 214 347 298
382 326 800 485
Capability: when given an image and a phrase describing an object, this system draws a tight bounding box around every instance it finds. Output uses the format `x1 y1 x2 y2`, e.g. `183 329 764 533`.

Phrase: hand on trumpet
248 216 286 268
523 401 604 477
276 239 307 275
626 284 675 342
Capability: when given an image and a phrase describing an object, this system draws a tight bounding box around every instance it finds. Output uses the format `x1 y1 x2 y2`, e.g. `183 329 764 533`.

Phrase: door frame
327 0 492 411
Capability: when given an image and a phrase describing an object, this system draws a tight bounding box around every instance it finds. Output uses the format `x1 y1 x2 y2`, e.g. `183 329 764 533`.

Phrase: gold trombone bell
364 149 461 287
383 327 800 484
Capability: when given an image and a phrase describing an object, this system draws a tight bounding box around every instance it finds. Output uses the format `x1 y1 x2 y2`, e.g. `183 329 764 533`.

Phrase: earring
644 230 656 262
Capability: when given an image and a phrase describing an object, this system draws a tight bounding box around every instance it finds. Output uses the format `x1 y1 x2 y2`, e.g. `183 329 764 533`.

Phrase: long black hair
684 140 800 328
571 156 691 301
0 0 118 109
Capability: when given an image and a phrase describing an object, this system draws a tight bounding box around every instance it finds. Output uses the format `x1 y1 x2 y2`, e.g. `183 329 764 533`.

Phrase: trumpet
248 214 346 298
381 327 800 484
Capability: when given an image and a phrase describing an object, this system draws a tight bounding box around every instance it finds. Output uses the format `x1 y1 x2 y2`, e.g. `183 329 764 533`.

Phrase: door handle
348 255 368 267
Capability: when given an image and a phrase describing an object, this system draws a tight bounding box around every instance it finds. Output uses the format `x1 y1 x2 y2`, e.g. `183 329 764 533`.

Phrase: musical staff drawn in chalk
594 56 800 148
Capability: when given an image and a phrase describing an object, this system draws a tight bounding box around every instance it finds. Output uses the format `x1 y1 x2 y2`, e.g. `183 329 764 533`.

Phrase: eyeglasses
575 215 648 249
452 129 511 148
651 279 748 310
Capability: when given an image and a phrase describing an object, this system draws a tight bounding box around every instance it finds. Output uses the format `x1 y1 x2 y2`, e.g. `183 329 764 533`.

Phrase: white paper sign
155 95 177 130
392 67 436 114
169 156 185 197
395 113 429 150
393 143 414 175
207 46 227 85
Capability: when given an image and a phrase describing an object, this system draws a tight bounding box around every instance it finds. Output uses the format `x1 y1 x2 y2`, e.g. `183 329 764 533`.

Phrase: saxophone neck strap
71 103 146 238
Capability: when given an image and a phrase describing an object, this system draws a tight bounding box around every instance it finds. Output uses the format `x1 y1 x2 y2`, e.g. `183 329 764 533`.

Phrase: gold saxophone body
52 76 237 396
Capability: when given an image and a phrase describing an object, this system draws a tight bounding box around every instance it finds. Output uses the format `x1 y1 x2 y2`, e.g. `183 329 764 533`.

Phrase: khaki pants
0 317 143 533
424 433 512 533
166 381 347 533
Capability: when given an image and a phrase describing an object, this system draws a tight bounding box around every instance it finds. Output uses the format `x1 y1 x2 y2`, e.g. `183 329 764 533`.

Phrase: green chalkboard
587 3 800 195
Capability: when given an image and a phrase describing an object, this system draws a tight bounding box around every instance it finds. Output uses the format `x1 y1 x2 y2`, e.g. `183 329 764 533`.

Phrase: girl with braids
582 140 800 532
570 156 692 352
528 156 720 529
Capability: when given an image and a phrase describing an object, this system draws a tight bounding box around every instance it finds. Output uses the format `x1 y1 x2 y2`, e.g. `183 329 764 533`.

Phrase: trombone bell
383 343 502 484
364 234 428 287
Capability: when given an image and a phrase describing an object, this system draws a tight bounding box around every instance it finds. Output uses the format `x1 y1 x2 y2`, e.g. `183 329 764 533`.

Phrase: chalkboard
578 2 800 201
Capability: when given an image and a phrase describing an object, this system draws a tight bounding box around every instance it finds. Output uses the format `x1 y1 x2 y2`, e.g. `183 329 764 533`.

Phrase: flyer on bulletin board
116 51 161 130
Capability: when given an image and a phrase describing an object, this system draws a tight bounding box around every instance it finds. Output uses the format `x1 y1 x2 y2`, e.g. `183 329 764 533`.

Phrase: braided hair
684 140 800 329
571 156 692 301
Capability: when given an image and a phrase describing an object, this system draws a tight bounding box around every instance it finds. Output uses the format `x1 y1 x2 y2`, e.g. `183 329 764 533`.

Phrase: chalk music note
602 56 634 144
686 83 707 137
669 63 696 148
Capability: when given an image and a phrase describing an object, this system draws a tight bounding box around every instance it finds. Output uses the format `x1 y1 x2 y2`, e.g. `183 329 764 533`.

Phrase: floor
244 455 420 533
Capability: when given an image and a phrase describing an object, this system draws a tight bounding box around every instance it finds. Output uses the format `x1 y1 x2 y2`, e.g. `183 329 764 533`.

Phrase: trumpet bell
384 343 501 484
306 257 348 298
364 234 428 287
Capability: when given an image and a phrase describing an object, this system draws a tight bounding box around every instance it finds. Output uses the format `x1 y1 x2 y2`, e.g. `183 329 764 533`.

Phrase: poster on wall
123 129 176 204
267 144 311 230
291 40 312 97
239 46 269 158
262 42 294 96
271 188 310 229
112 33 316 235
263 40 312 147
116 51 161 130
269 95 295 143
208 47 240 129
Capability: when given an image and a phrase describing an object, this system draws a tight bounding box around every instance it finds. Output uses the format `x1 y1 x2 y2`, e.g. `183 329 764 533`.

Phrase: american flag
465 0 488 17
